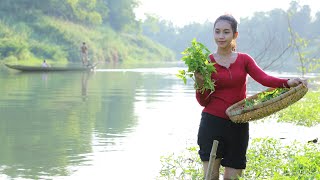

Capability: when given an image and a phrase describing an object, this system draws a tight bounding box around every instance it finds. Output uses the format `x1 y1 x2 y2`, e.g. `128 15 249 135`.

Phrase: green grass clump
245 138 320 180
158 138 320 180
158 146 203 180
276 89 320 127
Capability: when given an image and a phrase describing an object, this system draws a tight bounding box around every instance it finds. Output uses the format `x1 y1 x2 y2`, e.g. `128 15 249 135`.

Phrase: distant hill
0 0 175 65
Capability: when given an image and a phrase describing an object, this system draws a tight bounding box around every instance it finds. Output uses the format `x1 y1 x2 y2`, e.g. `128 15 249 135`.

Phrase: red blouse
196 52 289 120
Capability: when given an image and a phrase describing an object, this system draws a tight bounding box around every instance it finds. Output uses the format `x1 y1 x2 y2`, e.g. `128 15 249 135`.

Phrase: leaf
177 38 217 94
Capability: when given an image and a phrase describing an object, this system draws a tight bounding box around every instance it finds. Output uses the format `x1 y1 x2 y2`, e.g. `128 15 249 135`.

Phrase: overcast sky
135 0 320 26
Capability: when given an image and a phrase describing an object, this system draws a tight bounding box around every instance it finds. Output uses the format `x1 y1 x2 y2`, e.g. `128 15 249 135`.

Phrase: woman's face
214 20 235 50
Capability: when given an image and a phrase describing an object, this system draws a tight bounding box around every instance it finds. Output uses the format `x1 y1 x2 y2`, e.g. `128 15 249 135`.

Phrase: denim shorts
197 112 249 169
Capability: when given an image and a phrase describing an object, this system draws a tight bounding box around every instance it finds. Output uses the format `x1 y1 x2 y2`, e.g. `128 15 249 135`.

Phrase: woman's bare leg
203 158 221 180
224 167 243 180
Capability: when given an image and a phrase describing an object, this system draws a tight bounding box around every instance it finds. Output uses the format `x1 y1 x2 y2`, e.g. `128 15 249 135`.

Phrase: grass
157 138 320 180
276 88 320 127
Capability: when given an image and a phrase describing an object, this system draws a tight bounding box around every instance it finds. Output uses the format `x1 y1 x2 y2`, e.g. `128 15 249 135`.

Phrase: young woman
195 14 306 180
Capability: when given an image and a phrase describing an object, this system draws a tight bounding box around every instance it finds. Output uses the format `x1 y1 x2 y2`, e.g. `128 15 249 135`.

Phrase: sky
135 0 320 27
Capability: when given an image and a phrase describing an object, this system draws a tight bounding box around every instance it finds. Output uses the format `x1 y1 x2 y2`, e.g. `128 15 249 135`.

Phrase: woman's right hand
194 71 204 88
287 78 308 87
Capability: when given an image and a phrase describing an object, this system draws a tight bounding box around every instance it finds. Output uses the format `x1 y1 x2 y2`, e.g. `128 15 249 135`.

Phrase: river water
0 63 319 180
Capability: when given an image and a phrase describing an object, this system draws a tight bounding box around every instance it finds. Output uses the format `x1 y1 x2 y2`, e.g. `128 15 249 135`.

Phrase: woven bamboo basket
226 84 308 123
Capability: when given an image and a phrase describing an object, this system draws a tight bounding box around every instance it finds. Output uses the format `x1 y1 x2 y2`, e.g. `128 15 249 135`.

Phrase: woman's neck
217 49 233 56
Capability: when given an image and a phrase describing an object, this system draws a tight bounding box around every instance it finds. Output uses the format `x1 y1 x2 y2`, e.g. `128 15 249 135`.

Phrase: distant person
42 60 50 67
81 42 88 66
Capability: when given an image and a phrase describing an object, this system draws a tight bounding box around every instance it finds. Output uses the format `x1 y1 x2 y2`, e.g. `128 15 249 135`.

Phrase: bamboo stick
205 140 219 180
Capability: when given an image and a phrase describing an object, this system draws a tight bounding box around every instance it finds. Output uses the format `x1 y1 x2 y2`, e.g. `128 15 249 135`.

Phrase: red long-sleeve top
196 53 289 120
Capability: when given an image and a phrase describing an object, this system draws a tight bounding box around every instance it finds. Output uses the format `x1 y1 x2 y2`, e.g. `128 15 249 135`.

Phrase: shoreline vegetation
0 15 175 67
1 1 319 73
158 138 320 180
158 87 320 179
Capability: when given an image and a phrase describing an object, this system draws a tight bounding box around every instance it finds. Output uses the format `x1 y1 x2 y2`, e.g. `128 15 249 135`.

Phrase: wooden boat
5 64 96 72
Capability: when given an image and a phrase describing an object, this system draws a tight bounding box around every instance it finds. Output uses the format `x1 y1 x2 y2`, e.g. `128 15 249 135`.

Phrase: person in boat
194 14 307 180
81 42 89 66
42 60 50 67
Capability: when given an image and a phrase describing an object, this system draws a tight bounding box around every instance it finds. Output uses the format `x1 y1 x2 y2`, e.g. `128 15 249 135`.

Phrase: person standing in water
42 60 50 67
194 14 307 180
81 42 88 66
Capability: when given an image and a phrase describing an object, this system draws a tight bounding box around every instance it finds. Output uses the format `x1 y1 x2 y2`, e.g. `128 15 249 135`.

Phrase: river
0 63 319 180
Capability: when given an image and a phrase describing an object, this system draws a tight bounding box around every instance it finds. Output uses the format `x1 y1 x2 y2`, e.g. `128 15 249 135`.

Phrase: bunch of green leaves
176 38 216 94
245 87 290 108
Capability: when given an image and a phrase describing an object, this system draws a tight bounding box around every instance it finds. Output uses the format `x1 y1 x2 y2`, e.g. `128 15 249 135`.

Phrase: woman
195 14 306 180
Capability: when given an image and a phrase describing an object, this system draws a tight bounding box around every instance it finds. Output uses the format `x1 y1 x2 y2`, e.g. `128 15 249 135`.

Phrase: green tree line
141 1 320 72
0 0 175 65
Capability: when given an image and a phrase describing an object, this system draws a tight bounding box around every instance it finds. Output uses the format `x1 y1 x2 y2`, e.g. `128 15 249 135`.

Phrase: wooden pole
205 140 219 180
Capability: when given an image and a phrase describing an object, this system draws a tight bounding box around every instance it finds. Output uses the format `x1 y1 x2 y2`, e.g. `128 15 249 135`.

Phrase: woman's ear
233 32 239 39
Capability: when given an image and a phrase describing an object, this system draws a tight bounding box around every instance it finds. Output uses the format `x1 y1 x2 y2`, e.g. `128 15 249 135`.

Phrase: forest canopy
0 0 319 73
140 1 320 72
0 0 175 65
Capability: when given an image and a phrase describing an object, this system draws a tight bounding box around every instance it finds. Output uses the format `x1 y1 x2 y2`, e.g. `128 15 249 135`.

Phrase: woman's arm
245 54 308 88
245 54 290 88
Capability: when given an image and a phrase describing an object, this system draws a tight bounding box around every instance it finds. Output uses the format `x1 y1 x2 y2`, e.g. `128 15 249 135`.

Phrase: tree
287 1 312 38
287 12 320 76
105 0 139 31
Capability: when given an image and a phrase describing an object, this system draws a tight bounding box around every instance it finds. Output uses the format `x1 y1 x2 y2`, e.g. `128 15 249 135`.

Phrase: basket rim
226 83 308 120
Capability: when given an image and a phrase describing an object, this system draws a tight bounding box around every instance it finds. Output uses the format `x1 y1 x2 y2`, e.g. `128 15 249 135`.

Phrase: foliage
0 23 37 62
176 39 216 94
0 0 137 28
141 2 320 72
141 17 215 60
158 138 320 180
276 88 320 127
244 138 320 180
0 0 175 65
158 147 203 180
0 20 174 66
287 12 320 76
106 0 139 31
0 37 28 58
245 88 289 108
0 20 69 64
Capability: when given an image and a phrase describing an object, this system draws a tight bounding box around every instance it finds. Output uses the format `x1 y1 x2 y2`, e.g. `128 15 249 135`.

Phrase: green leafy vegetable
245 87 290 108
176 38 216 94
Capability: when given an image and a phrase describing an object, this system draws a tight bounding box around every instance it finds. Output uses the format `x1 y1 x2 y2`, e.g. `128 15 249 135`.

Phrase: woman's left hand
287 78 308 87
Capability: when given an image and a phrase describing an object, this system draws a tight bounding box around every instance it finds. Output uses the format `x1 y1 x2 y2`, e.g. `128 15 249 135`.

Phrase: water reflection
81 72 91 101
0 71 94 178
0 66 319 180
0 71 108 179
41 73 48 84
